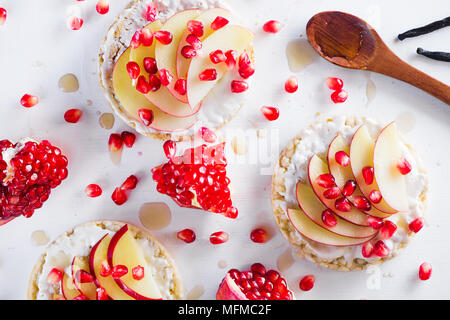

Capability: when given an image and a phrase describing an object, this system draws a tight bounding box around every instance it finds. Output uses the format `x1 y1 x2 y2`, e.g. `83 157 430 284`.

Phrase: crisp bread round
98 0 254 141
270 116 429 271
27 220 183 300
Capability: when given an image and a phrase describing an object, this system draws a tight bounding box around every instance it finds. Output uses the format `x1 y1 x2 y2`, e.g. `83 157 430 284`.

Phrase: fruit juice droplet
231 137 247 155
366 78 376 105
285 39 318 72
187 285 204 300
99 113 115 130
139 202 172 230
58 73 79 93
277 248 294 272
31 230 50 246
395 112 416 134
218 260 227 269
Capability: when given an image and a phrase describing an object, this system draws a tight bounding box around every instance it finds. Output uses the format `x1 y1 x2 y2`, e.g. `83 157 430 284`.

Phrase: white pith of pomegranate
216 263 293 300
151 142 237 219
0 139 68 222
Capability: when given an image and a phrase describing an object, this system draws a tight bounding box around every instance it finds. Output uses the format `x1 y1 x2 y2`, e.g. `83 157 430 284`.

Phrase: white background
0 0 449 299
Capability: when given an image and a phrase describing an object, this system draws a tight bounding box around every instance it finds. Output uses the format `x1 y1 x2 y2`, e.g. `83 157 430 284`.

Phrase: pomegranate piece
335 151 350 167
0 8 7 25
177 228 196 243
126 61 140 80
47 268 63 284
96 0 109 15
209 50 226 64
154 30 172 45
419 262 432 280
250 228 269 243
158 69 173 87
217 263 293 300
174 79 187 96
362 166 374 185
231 80 249 93
186 34 202 50
374 240 389 257
379 220 397 240
132 265 145 280
111 187 127 205
325 77 344 91
121 131 136 148
108 134 123 153
299 275 315 291
163 140 176 160
330 89 348 103
20 94 39 108
397 158 412 175
143 3 158 22
68 16 83 31
96 287 108 300
210 231 229 244
141 28 154 46
321 209 337 227
148 74 162 92
335 197 352 212
225 50 238 69
361 241 374 258
367 216 384 229
211 16 229 30
120 175 138 190
64 109 82 123
143 57 158 74
136 75 151 94
187 20 204 37
181 45 197 58
369 190 382 203
315 173 335 188
138 108 154 126
323 187 341 199
199 127 217 143
409 217 424 233
111 265 128 278
261 106 279 121
285 76 298 93
342 180 356 196
353 195 371 211
263 20 282 33
199 68 217 81
85 184 102 198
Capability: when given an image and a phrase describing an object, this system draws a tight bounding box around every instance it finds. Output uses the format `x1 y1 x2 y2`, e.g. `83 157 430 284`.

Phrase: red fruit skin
216 274 248 300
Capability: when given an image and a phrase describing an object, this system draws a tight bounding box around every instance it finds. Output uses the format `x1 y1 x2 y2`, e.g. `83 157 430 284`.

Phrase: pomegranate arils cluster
325 77 347 103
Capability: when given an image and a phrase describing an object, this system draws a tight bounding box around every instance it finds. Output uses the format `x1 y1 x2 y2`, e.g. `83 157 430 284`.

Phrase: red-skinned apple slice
72 256 97 300
287 207 375 247
296 182 377 238
61 273 81 300
373 122 409 212
89 234 134 300
176 8 232 79
327 135 391 219
155 9 201 103
113 47 197 131
186 25 254 109
308 155 372 225
350 125 398 214
107 225 162 300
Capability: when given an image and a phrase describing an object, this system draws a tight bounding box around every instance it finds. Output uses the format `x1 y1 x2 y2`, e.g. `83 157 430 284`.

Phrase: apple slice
373 122 409 212
308 155 372 226
296 182 376 238
71 256 97 300
107 225 162 300
113 47 197 131
328 135 391 219
287 207 375 247
176 8 232 79
61 273 81 300
155 9 201 103
89 234 134 300
186 25 254 109
350 125 398 214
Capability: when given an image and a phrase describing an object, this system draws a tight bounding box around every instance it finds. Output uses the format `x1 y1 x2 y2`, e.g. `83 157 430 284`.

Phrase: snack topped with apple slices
27 221 182 300
271 116 428 271
99 0 255 140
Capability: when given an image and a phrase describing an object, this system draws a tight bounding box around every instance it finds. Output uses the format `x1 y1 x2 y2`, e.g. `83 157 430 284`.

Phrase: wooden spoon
306 11 450 105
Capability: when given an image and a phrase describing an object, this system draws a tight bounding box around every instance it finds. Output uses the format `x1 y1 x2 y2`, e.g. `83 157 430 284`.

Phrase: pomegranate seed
68 16 83 30
121 131 136 148
130 29 142 48
174 79 187 96
121 175 138 190
75 270 94 283
342 180 356 196
96 287 108 300
325 77 344 90
199 68 217 81
225 50 237 69
126 61 140 80
211 16 229 30
163 140 176 160
143 57 157 74
158 69 173 87
379 220 397 240
369 190 382 203
231 80 249 93
250 263 266 275
299 275 315 291
181 45 197 58
132 265 145 280
362 166 374 185
285 76 298 93
96 0 109 15
111 265 128 278
361 242 374 258
64 109 82 123
111 187 127 205
73 294 88 300
0 8 6 25
225 207 238 219
323 187 341 199
199 127 217 143
261 106 279 121
409 217 424 233
331 90 348 103
397 158 412 175
108 134 123 153
238 64 255 79
85 184 102 198
138 108 154 126
315 173 335 188
136 75 151 94
250 228 268 243
100 260 111 277
149 74 161 91
321 209 337 227
143 3 157 22
177 228 196 243
210 231 229 244
141 28 154 46
367 216 384 229
154 30 172 45
335 197 352 212
20 94 39 108
374 240 389 257
335 151 350 167
186 34 202 50
210 50 226 64
187 20 204 37
47 268 63 284
418 262 432 280
353 195 371 211
263 20 282 33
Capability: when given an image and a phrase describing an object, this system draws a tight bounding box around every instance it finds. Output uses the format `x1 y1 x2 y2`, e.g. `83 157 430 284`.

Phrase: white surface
0 0 449 300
